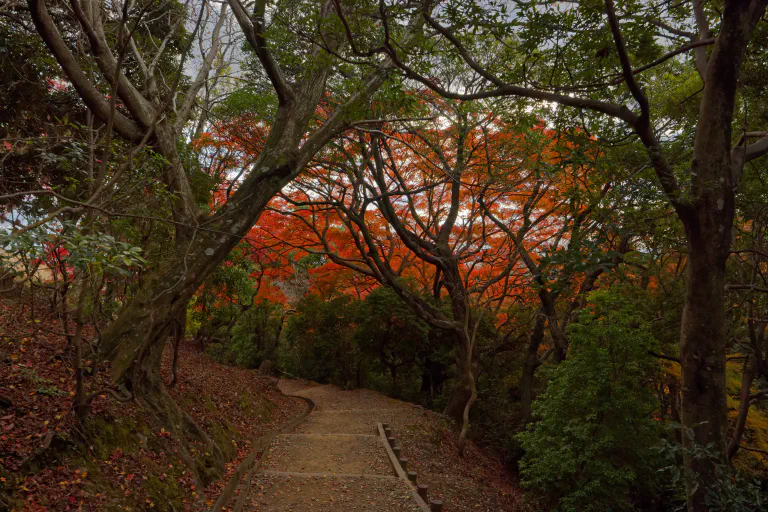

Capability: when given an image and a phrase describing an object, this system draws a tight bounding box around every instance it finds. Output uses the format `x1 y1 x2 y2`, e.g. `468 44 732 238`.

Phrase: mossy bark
129 336 224 487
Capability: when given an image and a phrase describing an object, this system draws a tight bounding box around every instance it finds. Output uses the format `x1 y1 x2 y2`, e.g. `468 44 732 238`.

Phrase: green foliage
517 288 663 512
280 294 362 386
191 256 259 336
0 222 146 278
19 368 68 397
278 288 454 400
472 314 528 463
227 301 285 368
60 225 147 276
355 287 430 396
657 425 767 512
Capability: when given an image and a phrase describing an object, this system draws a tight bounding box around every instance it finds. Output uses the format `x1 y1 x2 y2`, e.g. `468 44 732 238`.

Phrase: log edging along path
210 380 315 512
377 423 434 512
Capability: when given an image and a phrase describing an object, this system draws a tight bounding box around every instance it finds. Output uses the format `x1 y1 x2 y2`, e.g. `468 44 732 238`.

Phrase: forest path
240 380 424 511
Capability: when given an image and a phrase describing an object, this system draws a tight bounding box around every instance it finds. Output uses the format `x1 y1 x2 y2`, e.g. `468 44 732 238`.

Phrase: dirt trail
240 380 423 511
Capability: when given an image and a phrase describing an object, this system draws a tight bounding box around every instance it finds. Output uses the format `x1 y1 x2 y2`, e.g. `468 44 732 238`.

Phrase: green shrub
277 288 452 399
355 287 429 398
517 289 664 512
201 300 284 368
279 294 363 386
228 301 284 367
657 425 767 512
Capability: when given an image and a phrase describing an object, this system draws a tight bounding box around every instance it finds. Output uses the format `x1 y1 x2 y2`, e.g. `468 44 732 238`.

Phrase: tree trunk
169 310 185 388
727 357 757 459
456 331 477 456
440 258 477 427
679 223 730 508
195 325 211 352
128 335 224 488
674 4 767 509
420 358 446 400
98 150 301 384
666 375 682 443
443 339 474 423
93 151 307 489
389 365 400 398
73 279 89 418
520 313 546 426
30 0 412 489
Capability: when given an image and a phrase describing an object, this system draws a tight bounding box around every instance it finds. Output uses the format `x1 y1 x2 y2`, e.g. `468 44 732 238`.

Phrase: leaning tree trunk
97 88 322 377
100 166 298 370
727 356 757 459
97 139 308 484
30 0 415 490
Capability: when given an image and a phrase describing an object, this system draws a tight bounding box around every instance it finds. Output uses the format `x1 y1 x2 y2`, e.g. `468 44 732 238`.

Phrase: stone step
244 473 422 511
278 432 377 438
293 410 411 435
261 470 398 480
260 431 392 475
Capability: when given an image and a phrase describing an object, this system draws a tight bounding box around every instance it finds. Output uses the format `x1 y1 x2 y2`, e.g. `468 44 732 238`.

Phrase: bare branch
227 0 294 104
27 0 143 141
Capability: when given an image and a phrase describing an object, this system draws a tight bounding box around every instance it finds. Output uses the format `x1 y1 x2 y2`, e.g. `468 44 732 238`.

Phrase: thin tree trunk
727 357 757 459
169 310 185 388
73 278 88 418
520 313 546 426
667 375 682 443
456 332 477 456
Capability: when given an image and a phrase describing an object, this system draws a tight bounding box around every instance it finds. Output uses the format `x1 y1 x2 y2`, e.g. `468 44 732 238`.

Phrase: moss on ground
250 392 277 422
82 416 141 460
208 419 239 460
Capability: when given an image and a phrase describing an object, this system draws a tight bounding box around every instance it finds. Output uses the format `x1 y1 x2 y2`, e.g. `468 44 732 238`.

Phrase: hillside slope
0 305 305 512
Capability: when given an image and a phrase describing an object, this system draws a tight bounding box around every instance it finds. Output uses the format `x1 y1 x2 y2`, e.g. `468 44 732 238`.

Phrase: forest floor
0 296 306 512
238 380 523 512
0 297 523 511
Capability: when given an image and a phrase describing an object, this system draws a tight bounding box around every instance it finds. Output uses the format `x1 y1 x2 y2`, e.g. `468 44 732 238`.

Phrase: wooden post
399 457 408 471
393 445 401 458
388 436 396 447
430 499 443 512
417 484 428 500
382 423 389 430
384 427 392 438
407 471 417 484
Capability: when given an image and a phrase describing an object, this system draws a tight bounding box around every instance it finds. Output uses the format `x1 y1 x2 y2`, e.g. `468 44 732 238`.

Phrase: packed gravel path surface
241 380 423 511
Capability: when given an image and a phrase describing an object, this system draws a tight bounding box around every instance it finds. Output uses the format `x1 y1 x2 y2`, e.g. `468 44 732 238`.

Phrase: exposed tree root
124 336 225 491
